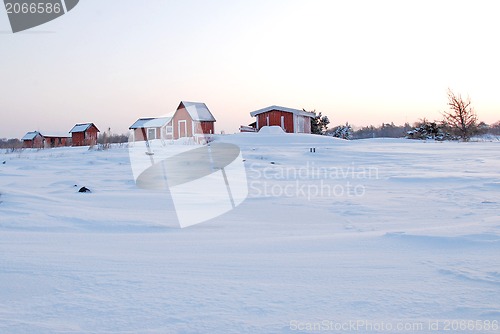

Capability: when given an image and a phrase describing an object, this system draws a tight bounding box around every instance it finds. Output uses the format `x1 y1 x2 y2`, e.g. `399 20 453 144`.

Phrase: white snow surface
0 136 499 333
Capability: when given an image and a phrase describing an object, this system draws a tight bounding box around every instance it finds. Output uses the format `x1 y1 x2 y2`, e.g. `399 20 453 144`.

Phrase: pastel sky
1 0 499 138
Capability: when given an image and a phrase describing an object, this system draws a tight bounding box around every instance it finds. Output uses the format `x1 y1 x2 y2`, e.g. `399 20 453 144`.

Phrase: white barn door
178 120 187 138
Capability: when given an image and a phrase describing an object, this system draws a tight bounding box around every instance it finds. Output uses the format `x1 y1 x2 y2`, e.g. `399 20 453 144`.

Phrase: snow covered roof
129 117 173 129
21 131 41 141
129 118 154 129
42 132 71 138
69 123 99 133
250 105 316 118
180 101 216 122
22 131 71 140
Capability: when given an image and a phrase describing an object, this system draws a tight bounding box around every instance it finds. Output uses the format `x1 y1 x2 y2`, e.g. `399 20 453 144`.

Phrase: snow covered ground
0 134 499 333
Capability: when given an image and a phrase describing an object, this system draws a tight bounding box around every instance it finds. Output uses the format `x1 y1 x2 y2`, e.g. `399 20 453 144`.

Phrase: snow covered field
0 134 499 333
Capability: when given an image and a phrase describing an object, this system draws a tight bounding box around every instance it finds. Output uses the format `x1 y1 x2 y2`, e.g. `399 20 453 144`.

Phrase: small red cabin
21 131 71 148
69 123 100 146
174 101 216 139
21 131 44 148
129 101 216 143
249 106 315 134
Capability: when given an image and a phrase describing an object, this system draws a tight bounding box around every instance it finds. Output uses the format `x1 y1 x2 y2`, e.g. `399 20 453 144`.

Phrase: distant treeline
350 123 413 139
328 120 500 140
97 132 129 145
0 138 22 149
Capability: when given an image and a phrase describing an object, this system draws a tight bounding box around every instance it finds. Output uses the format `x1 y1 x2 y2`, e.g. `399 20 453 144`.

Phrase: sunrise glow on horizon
1 0 499 138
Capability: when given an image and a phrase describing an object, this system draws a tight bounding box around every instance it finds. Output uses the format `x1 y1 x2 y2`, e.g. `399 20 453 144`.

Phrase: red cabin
21 131 71 148
129 101 216 143
249 106 315 134
173 101 216 139
21 131 44 148
42 134 71 148
69 123 100 146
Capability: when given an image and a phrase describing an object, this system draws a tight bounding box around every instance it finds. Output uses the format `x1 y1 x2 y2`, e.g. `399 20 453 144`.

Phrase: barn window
147 128 156 140
296 116 305 133
281 116 285 131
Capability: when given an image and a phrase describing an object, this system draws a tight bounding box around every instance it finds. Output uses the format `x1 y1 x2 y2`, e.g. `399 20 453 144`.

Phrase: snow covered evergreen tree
310 111 330 135
329 122 353 139
406 119 454 140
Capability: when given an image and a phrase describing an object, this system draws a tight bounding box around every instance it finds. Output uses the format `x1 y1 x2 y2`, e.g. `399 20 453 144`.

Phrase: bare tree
443 89 477 141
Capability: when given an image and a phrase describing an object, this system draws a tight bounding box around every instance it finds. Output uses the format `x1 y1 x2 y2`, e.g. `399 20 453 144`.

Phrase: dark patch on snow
78 186 91 193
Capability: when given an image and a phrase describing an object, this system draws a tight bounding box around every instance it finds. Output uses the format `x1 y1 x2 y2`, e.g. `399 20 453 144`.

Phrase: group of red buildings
21 123 100 149
21 101 316 148
128 101 316 142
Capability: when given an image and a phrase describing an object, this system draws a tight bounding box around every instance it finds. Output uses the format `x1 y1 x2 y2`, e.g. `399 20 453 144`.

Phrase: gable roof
179 101 216 122
250 105 316 118
129 117 173 129
69 123 99 133
21 131 41 141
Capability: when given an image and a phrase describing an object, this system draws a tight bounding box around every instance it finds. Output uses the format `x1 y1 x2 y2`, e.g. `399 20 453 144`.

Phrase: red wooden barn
173 101 216 139
69 123 100 146
21 131 44 148
129 101 216 143
42 133 71 148
249 106 316 134
21 131 71 148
